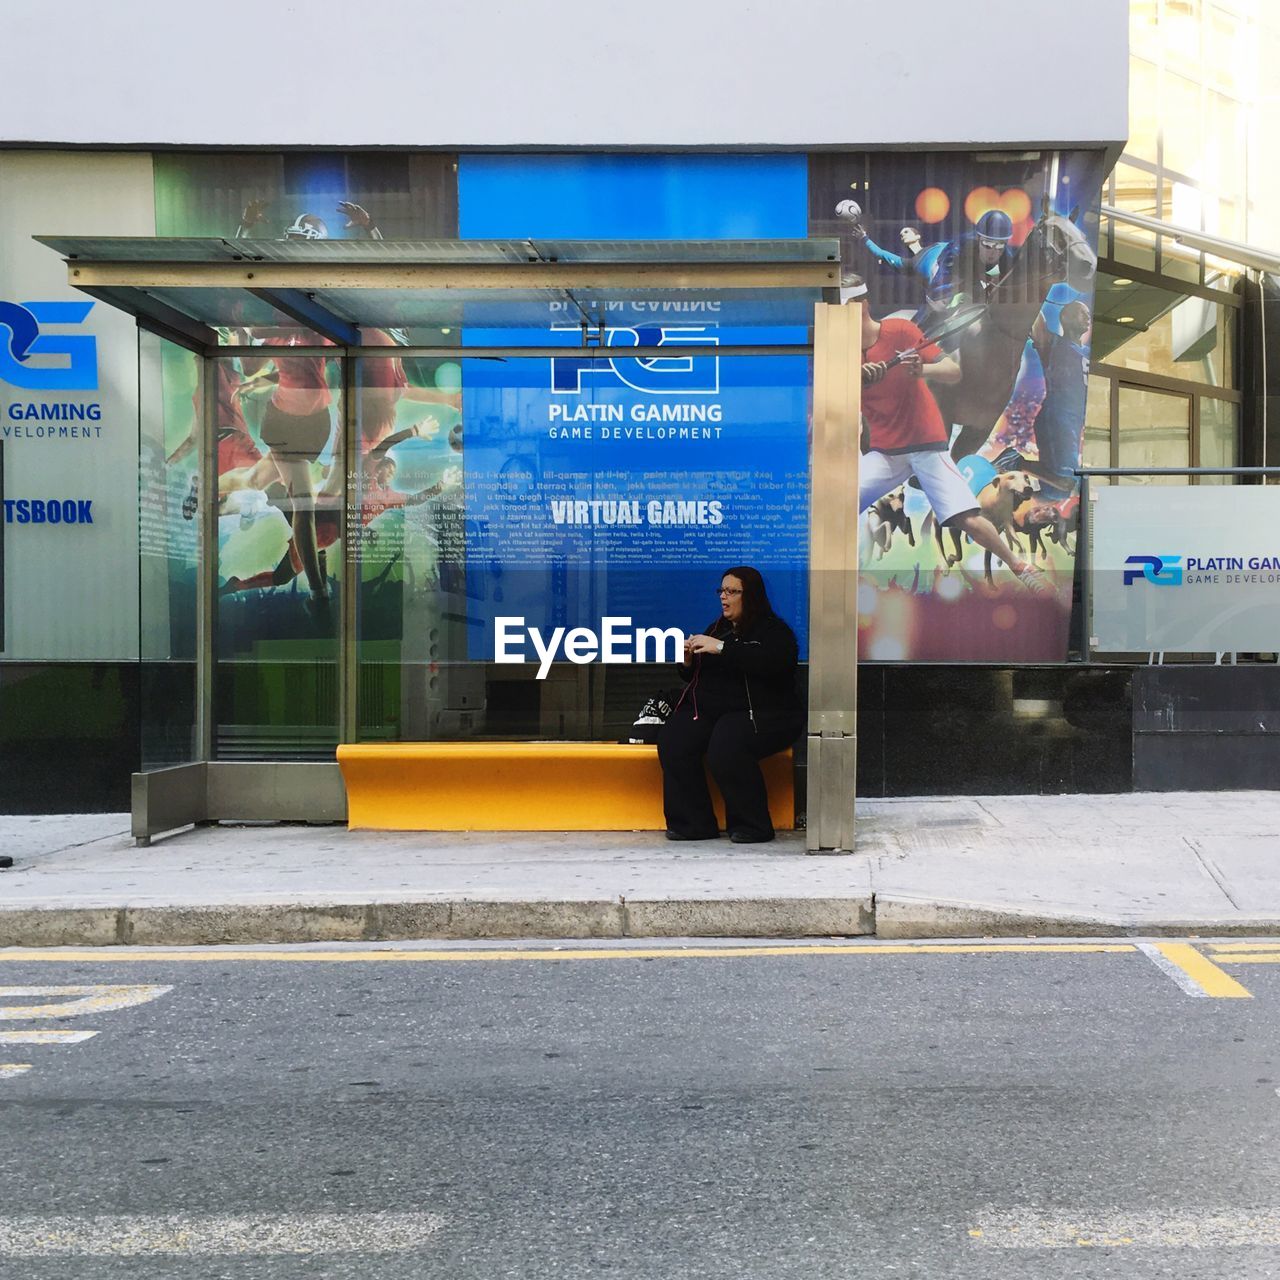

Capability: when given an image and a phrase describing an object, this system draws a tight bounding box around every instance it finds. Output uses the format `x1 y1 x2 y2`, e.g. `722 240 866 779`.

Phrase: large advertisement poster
153 153 456 243
139 149 1113 693
810 152 1107 661
458 155 812 660
151 154 460 677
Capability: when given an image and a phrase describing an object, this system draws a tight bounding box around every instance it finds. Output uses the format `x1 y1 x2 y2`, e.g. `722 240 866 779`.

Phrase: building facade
14 1 1269 816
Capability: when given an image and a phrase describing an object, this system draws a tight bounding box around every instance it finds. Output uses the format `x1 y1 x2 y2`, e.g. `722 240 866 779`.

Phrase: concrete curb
623 897 874 939
0 895 877 948
2 893 1279 948
873 895 1280 939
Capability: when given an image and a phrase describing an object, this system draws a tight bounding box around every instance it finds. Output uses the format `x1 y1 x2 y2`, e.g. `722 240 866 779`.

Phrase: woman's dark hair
711 564 776 635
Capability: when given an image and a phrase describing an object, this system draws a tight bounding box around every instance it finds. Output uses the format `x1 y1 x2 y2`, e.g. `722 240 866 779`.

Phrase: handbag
628 689 680 744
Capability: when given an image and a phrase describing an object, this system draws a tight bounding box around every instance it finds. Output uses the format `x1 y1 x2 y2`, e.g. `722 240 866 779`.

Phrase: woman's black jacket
677 612 803 734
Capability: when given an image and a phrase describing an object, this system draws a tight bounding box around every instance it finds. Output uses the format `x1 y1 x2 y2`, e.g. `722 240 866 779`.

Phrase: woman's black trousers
657 704 798 840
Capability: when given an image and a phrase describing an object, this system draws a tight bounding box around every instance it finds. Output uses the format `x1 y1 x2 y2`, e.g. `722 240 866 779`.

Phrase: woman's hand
685 634 724 657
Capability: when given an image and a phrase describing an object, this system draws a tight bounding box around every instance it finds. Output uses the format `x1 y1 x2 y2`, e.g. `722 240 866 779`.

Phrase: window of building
1116 384 1192 482
1198 397 1241 481
1127 58 1161 168
1087 265 1243 484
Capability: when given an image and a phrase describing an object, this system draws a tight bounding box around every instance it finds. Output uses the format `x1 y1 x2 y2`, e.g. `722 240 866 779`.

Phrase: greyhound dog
979 471 1042 584
863 486 915 562
1007 498 1064 562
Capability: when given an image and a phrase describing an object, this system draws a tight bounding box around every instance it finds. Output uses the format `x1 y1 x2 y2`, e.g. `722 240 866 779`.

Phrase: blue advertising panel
457 154 811 659
458 154 808 241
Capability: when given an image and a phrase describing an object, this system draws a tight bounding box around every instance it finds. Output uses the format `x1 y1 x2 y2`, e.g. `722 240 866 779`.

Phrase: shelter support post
195 352 217 763
340 355 359 743
806 302 859 853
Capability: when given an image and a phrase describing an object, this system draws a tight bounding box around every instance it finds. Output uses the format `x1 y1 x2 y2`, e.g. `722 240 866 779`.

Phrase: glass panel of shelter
209 351 340 760
352 347 480 742
348 338 812 744
138 332 199 770
173 330 811 751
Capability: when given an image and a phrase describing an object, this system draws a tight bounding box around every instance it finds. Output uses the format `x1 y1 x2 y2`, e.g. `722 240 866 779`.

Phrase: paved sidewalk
1 793 1279 946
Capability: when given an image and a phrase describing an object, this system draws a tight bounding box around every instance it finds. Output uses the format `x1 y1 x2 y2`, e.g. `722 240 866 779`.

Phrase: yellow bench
336 741 794 832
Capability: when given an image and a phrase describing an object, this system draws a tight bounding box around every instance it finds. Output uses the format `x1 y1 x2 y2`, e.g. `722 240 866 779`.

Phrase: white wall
7 0 1127 150
0 152 154 661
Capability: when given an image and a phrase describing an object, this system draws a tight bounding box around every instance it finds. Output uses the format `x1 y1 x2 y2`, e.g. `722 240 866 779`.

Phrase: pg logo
0 301 99 391
551 325 719 396
1122 554 1183 587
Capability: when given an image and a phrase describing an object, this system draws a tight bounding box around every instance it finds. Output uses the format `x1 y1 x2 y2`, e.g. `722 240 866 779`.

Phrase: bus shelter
38 236 860 851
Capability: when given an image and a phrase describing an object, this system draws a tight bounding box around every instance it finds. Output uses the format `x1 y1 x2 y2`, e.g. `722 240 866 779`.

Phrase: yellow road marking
0 943 1137 964
0 1065 32 1079
1149 942 1252 998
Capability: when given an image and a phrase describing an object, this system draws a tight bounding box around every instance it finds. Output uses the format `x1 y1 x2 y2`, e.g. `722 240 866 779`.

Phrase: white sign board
0 151 154 660
1091 484 1280 653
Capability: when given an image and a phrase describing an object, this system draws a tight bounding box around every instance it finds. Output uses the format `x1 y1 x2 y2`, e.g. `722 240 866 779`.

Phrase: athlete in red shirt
861 317 949 455
167 358 260 471
851 285 1050 593
228 335 337 612
354 328 462 454
358 327 411 454
168 355 265 519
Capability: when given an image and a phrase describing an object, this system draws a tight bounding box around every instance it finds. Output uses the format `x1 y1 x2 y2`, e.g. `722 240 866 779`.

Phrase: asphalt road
2 938 1280 1279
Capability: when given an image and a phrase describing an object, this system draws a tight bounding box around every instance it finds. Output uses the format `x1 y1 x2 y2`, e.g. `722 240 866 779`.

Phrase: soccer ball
835 199 862 222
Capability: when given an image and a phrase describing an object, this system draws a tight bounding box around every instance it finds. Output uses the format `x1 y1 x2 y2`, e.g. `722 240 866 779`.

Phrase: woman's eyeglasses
716 588 743 597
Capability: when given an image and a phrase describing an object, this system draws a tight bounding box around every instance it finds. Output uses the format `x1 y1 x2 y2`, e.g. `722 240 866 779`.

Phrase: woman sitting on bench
658 565 804 844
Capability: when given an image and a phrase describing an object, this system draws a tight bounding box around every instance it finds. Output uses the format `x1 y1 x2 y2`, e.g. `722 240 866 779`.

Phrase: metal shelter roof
36 236 841 351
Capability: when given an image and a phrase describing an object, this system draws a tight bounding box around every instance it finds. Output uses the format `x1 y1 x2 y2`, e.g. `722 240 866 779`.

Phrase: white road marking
0 1212 447 1257
972 1208 1280 1248
0 1030 97 1045
0 984 172 1079
1137 942 1210 997
0 985 172 1019
1134 941 1253 998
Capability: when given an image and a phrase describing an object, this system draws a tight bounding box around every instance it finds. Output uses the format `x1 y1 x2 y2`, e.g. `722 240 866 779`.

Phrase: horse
932 204 1096 464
